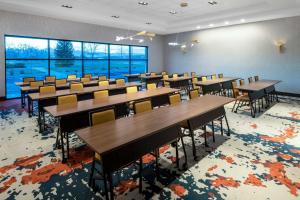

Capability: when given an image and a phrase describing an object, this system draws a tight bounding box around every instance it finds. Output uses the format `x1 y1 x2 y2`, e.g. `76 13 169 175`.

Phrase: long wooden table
44 87 180 162
139 75 163 85
124 74 141 82
163 77 192 89
196 77 240 95
75 95 233 199
235 80 280 117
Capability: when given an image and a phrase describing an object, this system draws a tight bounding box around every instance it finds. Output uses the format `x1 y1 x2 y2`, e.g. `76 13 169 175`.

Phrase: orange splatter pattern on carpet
115 180 138 194
0 177 16 193
170 184 187 197
142 154 156 164
289 149 300 155
289 112 300 120
260 126 296 143
211 176 240 188
244 174 266 187
250 123 257 129
277 153 292 160
220 155 235 164
208 165 218 172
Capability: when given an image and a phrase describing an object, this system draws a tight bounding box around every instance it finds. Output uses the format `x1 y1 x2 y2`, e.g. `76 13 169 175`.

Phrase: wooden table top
124 74 141 77
139 75 163 79
163 77 192 82
44 87 179 117
236 80 281 91
75 95 234 156
28 82 142 100
196 77 240 86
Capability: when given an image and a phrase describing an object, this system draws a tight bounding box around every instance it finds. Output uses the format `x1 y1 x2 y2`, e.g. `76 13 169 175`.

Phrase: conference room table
139 75 163 85
163 77 192 90
196 77 240 95
44 87 180 163
18 79 116 107
75 94 234 199
124 74 141 82
235 80 281 117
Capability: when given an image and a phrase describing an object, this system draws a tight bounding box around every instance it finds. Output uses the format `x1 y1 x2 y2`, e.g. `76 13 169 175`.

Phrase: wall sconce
274 39 286 53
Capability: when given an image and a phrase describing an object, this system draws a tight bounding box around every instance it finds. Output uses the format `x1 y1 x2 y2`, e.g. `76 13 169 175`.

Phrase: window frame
4 34 148 99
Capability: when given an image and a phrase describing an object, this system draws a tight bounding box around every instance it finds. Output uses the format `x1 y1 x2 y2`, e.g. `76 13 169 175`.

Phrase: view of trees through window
5 36 148 98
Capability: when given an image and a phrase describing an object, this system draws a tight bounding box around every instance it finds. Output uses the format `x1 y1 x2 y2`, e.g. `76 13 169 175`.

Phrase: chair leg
189 129 197 160
220 119 224 136
55 128 61 149
211 121 215 142
175 141 179 168
224 114 230 136
180 136 188 170
232 100 237 112
89 159 95 187
204 126 208 147
139 157 143 193
235 100 241 113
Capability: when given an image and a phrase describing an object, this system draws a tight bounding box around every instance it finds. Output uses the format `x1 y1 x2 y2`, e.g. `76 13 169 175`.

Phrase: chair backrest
99 76 107 81
192 77 198 83
183 72 189 77
70 83 84 91
90 109 115 126
150 72 156 76
84 74 92 79
45 76 56 82
94 90 109 99
126 86 138 94
211 74 217 80
231 81 239 98
239 79 245 86
30 81 44 88
140 73 146 77
23 77 35 83
218 74 224 78
173 74 178 78
58 94 77 105
191 72 196 77
163 75 169 80
81 77 90 83
134 100 152 114
169 93 181 105
56 79 67 86
40 85 56 94
161 71 167 76
189 89 199 99
99 80 109 87
147 83 157 90
116 79 125 86
67 74 77 80
201 76 207 82
254 76 259 82
248 77 253 83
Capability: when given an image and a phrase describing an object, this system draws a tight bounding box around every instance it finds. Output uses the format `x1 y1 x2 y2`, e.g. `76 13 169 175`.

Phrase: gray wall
0 10 164 98
164 16 300 94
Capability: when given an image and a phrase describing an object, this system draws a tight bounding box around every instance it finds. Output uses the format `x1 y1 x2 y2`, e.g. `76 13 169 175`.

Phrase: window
5 35 148 98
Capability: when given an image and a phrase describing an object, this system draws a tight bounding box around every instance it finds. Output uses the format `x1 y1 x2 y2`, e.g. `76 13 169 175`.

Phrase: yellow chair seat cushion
95 153 101 160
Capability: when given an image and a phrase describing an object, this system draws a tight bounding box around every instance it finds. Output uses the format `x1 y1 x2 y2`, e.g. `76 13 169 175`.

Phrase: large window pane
6 60 48 98
50 60 82 79
50 40 82 59
83 43 108 59
110 60 129 79
110 45 129 59
131 46 147 59
131 61 147 74
5 37 48 59
84 60 109 77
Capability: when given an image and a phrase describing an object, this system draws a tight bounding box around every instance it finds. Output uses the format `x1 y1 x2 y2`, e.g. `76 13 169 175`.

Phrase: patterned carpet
0 97 300 200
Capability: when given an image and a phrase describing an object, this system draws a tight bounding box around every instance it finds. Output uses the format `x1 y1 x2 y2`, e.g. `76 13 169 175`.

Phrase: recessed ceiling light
138 1 148 6
225 21 229 25
146 22 152 25
61 4 72 9
208 1 218 5
196 26 201 29
111 15 120 19
240 18 246 23
169 10 177 15
209 24 214 27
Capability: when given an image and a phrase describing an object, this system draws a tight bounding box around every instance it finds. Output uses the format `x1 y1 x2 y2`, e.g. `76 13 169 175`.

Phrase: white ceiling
1 0 300 35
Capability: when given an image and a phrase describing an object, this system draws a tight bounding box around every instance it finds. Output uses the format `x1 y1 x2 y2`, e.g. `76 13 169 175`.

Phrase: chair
45 76 56 82
201 76 207 82
99 80 109 87
84 74 92 79
126 86 138 94
23 77 35 83
58 94 77 105
183 72 189 77
94 90 109 99
192 77 200 91
189 89 199 99
161 71 167 76
211 74 217 80
29 81 44 88
191 72 196 77
254 76 259 82
163 75 170 87
99 76 107 81
169 93 181 105
40 85 56 94
55 79 67 86
80 77 90 83
150 72 156 76
248 77 253 83
218 74 224 78
140 73 147 77
173 74 178 79
147 83 156 90
231 81 250 112
134 100 152 114
70 83 84 91
67 75 77 80
116 79 125 86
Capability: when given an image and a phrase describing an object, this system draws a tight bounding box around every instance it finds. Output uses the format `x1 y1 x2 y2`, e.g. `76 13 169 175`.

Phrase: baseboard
276 91 300 98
